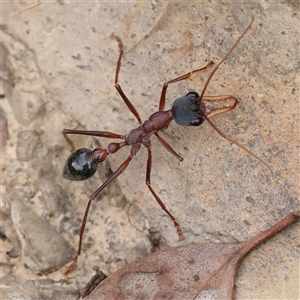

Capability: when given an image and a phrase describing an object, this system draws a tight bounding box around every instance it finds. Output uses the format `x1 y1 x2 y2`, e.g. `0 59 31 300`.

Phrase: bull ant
62 17 271 274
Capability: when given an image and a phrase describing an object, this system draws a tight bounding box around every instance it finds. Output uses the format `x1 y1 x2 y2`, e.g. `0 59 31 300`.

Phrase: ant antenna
201 17 272 174
204 115 273 174
199 17 254 100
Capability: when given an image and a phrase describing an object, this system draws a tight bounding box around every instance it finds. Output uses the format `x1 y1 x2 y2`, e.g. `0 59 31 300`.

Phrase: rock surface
11 198 76 275
1 1 299 299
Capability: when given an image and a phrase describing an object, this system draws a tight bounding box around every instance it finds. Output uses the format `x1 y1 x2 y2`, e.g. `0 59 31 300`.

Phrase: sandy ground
1 1 299 299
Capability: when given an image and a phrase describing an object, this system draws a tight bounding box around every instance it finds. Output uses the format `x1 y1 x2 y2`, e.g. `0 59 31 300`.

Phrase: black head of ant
171 91 205 126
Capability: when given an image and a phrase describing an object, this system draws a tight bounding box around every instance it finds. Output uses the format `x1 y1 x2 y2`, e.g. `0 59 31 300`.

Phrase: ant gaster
62 16 271 274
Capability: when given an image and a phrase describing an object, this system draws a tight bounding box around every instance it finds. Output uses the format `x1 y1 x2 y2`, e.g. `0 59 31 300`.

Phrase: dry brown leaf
85 212 299 300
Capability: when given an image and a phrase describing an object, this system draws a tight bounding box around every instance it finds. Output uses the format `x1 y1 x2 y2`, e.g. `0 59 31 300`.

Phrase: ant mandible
62 16 271 274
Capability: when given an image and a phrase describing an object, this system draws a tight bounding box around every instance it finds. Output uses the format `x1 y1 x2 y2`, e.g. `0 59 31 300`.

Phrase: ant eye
186 91 199 98
190 118 203 126
62 148 99 181
171 92 203 126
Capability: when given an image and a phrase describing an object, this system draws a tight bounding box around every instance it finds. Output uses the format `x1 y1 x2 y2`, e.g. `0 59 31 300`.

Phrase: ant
62 16 271 274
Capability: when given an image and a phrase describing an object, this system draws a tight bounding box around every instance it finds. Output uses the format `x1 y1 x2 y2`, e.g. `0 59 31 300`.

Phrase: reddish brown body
126 111 173 146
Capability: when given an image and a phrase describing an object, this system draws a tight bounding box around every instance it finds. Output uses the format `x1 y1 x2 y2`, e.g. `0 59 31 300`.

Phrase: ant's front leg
159 62 214 111
154 132 183 162
62 128 125 151
110 33 142 124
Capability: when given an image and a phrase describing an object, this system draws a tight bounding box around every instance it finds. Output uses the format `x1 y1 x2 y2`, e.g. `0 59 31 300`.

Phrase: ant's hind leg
64 152 135 275
158 62 214 111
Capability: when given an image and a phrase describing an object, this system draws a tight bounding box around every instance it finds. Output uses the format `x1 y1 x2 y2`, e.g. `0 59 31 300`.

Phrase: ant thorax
125 110 173 146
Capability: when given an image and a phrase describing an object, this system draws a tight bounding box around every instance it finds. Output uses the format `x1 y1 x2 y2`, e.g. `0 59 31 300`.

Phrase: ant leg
114 84 142 124
111 33 142 124
145 145 185 241
203 115 273 174
154 132 183 162
159 62 213 111
159 17 254 111
62 129 125 151
64 147 140 275
202 95 239 118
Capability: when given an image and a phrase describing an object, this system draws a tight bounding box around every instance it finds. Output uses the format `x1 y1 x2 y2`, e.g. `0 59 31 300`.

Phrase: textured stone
1 1 299 299
11 198 76 275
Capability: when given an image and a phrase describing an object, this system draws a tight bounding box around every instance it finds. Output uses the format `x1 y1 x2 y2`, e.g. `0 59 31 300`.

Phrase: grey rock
11 87 45 126
0 106 10 148
1 1 299 299
11 198 76 275
17 130 41 161
1 277 79 300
